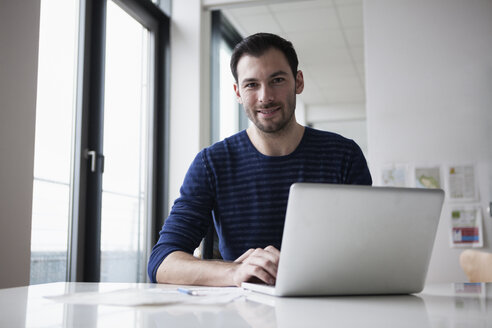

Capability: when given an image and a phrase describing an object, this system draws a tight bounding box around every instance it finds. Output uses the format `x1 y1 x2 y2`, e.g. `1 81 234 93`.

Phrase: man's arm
345 140 372 185
156 246 280 287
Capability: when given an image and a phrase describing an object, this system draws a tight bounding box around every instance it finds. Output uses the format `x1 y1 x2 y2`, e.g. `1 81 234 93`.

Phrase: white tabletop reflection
0 282 490 327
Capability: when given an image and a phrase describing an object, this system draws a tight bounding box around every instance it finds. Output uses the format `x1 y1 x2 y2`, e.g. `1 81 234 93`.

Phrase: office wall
0 1 40 288
308 103 368 157
168 0 211 209
365 0 492 282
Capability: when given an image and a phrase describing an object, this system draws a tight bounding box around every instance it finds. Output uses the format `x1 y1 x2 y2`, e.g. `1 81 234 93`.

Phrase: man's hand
156 247 280 287
232 245 280 287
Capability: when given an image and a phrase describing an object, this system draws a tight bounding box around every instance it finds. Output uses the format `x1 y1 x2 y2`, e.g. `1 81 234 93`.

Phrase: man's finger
234 248 254 263
242 263 276 285
243 252 278 278
264 245 280 257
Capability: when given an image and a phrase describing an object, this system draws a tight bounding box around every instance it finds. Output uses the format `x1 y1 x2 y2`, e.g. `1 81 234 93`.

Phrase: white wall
365 0 492 282
168 0 211 209
307 102 368 156
307 103 365 123
0 1 40 288
295 98 306 126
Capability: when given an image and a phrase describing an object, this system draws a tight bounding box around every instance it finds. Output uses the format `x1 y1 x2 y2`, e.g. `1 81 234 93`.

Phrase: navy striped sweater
148 127 372 282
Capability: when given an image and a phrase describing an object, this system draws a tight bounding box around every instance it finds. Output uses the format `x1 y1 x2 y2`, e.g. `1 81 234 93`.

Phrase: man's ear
295 70 304 94
233 83 243 104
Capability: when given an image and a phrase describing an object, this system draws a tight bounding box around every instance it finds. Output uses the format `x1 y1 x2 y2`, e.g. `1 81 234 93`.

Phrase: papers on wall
380 164 443 189
414 166 442 189
378 162 483 249
454 282 485 296
450 206 483 248
446 165 478 201
381 164 408 187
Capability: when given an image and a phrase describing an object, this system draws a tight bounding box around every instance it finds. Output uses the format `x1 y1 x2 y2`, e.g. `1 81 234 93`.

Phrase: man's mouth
259 108 278 114
257 106 280 117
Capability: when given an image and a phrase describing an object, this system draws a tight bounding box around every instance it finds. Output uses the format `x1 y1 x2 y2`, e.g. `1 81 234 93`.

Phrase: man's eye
245 83 257 88
272 77 284 84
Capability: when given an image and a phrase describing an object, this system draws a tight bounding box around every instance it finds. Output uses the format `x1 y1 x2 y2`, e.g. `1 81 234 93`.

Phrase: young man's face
234 48 304 134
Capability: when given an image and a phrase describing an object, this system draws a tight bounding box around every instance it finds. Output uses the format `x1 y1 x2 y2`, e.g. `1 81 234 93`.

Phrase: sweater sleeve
147 150 215 283
344 140 372 186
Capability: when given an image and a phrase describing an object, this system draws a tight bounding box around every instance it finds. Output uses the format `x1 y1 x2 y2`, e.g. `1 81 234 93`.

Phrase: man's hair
230 32 299 82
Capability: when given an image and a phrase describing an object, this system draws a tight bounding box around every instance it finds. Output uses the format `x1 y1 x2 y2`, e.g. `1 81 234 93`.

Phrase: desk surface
0 282 491 327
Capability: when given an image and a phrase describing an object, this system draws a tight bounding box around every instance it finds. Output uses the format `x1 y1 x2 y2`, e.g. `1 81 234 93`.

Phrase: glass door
31 0 169 284
99 0 151 282
30 0 79 284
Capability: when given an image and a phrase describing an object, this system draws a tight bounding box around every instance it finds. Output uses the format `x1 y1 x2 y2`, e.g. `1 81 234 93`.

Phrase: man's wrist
221 261 240 286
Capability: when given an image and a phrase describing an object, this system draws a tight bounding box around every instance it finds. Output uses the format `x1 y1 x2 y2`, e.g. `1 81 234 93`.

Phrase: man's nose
258 85 274 103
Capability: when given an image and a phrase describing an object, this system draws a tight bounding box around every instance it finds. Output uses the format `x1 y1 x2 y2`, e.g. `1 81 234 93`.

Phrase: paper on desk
45 287 245 306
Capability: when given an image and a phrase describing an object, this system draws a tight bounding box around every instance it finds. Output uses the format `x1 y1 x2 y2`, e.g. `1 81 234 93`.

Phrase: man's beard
245 94 296 134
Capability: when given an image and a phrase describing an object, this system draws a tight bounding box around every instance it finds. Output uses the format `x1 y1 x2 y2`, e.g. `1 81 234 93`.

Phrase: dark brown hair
230 33 299 82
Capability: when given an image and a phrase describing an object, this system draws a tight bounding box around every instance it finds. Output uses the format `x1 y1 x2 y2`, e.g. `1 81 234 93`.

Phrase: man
148 33 372 286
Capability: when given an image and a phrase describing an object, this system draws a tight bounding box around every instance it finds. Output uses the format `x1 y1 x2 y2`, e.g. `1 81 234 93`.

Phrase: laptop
242 183 444 296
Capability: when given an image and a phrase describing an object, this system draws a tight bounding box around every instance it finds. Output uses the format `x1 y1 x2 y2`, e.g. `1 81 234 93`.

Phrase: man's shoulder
304 126 355 146
205 130 248 153
200 130 252 166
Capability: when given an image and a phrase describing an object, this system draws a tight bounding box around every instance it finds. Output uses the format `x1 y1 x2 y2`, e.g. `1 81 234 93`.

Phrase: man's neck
246 122 305 157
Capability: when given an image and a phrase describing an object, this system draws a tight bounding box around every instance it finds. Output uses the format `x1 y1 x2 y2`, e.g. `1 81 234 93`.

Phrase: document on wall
414 166 442 189
381 164 408 187
446 165 478 202
450 206 483 248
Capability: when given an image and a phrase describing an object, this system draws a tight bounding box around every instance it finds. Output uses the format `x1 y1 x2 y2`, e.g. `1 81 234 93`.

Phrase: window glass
100 0 151 282
219 40 240 140
30 0 79 284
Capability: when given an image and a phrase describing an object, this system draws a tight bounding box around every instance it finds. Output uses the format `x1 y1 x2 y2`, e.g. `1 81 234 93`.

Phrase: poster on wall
446 164 478 202
450 206 483 248
414 166 442 189
380 164 408 187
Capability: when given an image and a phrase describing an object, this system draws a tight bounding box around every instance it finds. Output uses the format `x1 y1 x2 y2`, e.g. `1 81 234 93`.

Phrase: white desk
0 282 490 327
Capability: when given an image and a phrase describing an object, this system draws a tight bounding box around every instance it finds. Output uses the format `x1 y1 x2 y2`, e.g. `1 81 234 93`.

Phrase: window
201 11 244 259
210 11 246 144
31 0 170 284
100 0 151 282
30 0 79 284
218 40 240 140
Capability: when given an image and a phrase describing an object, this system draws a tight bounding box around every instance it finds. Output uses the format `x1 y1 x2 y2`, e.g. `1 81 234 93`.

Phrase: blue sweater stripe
148 127 372 282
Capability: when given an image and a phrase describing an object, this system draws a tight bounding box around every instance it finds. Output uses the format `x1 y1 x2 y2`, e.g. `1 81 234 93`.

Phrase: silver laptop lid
275 183 444 296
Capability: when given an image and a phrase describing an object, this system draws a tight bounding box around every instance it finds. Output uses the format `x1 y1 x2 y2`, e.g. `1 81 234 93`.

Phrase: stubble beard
245 93 297 135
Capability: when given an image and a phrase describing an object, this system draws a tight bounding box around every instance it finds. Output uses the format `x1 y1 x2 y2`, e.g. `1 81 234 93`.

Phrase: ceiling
221 0 365 109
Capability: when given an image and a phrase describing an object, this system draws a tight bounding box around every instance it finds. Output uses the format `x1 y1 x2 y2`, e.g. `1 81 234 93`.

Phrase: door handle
85 150 104 173
87 150 96 172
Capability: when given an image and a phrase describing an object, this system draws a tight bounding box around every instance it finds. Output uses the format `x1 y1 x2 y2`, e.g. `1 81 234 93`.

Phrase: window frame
68 0 170 282
210 10 244 144
204 10 243 259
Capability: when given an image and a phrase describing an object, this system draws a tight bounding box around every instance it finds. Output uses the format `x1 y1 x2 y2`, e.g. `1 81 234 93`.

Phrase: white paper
45 287 245 306
414 166 441 189
446 164 478 201
380 164 408 187
449 206 483 248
